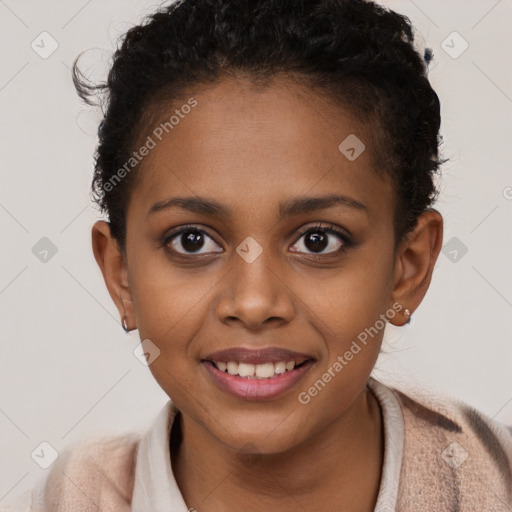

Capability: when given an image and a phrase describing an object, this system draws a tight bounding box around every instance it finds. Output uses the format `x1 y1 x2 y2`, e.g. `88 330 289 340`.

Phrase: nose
215 247 295 331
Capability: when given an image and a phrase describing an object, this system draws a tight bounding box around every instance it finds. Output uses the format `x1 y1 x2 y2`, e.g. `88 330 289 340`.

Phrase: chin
209 412 313 456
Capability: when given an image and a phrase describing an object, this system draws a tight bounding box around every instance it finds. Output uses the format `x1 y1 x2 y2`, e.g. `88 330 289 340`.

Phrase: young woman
10 0 512 510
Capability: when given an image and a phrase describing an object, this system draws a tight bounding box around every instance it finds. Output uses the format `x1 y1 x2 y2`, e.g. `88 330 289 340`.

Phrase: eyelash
294 223 352 255
162 222 353 258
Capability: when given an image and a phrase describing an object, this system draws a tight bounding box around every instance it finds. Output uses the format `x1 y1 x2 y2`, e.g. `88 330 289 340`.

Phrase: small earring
122 316 130 333
403 308 412 325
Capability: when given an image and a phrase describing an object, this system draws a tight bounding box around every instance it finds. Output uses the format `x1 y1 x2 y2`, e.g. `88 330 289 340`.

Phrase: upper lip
202 347 314 365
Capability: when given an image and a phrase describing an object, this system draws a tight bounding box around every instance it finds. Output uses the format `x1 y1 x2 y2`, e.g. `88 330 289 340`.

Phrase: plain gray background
1 0 511 506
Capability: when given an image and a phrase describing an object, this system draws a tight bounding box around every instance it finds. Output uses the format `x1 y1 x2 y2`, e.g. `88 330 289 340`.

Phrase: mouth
200 347 316 400
203 359 311 378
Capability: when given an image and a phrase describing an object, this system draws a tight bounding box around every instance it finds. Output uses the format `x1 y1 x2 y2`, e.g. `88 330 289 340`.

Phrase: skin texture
92 77 443 512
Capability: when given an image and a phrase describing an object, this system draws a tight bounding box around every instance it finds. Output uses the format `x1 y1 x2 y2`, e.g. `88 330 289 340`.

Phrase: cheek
290 250 394 421
292 269 390 427
127 255 218 385
303 253 394 353
129 245 214 335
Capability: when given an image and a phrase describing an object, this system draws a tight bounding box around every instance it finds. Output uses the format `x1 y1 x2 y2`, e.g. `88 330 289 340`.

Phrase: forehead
127 77 394 224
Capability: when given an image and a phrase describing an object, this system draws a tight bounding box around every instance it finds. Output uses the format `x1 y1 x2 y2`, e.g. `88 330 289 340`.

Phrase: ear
91 220 136 331
388 209 443 326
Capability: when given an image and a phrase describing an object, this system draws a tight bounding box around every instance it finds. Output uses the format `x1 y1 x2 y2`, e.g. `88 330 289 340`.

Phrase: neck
171 385 383 512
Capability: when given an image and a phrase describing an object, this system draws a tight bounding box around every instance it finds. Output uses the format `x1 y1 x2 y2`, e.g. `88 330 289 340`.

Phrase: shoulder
31 433 141 511
388 382 512 511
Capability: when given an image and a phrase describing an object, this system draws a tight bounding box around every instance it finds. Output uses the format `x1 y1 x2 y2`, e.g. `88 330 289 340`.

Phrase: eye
164 225 223 255
290 224 351 255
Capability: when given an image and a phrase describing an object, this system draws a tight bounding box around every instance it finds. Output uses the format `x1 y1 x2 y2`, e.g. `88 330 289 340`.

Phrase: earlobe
388 209 443 326
91 220 136 331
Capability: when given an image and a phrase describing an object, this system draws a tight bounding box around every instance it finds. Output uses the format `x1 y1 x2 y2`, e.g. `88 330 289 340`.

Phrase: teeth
227 361 239 375
238 363 255 377
274 362 286 374
214 360 299 378
255 363 274 378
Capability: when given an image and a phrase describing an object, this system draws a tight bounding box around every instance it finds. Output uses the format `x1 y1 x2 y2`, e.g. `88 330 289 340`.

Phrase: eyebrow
147 194 367 219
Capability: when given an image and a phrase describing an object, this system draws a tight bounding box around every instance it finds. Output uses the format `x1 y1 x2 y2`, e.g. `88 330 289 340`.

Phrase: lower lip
202 360 314 401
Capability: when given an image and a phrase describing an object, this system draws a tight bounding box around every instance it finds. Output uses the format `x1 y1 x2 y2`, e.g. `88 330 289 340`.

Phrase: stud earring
122 316 130 333
403 308 412 325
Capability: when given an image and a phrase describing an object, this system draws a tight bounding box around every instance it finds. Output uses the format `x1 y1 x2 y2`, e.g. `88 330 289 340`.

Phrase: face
115 77 401 453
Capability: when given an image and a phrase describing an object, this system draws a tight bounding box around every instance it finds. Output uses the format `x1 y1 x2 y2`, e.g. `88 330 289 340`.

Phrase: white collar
368 376 405 512
131 401 188 512
131 377 404 512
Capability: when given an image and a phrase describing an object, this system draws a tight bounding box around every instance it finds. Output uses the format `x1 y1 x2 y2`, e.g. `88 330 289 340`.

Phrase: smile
211 360 301 378
201 347 315 400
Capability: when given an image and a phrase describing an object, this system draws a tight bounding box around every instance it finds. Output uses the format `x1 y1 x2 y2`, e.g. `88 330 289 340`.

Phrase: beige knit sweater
7 381 512 511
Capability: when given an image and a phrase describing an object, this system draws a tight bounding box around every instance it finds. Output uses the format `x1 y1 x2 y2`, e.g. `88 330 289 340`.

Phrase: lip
201 346 316 401
202 346 313 365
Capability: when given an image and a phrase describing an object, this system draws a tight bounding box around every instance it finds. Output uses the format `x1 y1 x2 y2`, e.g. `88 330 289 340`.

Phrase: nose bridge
216 237 294 328
235 241 278 297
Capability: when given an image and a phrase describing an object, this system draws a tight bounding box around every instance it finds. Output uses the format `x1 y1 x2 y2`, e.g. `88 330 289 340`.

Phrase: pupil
305 231 327 252
182 230 204 252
